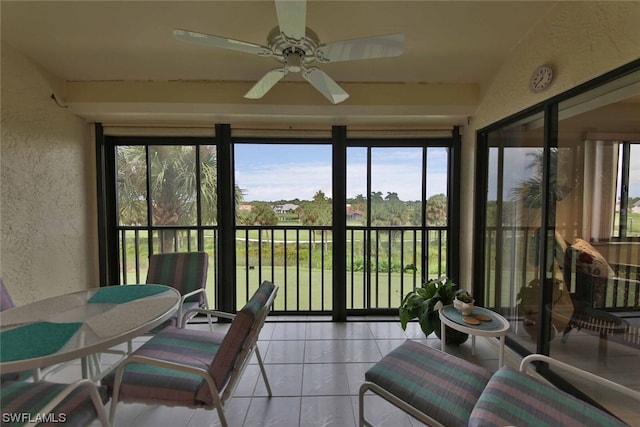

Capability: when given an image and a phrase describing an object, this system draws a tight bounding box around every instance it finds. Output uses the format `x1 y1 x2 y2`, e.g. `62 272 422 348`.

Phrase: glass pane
346 147 367 309
149 145 197 226
627 143 640 236
116 145 148 226
234 143 332 224
200 145 218 226
234 143 333 311
553 70 640 422
370 147 423 227
484 111 545 353
347 147 367 224
426 147 449 226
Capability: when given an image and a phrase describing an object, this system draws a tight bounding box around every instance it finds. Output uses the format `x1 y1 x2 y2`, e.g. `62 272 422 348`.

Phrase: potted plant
453 289 475 315
399 276 469 345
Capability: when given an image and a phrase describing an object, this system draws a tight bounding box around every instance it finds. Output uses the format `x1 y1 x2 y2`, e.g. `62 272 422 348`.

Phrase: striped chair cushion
195 280 275 404
103 327 224 407
365 340 492 427
1 381 108 427
469 366 628 427
1 278 15 311
146 252 208 304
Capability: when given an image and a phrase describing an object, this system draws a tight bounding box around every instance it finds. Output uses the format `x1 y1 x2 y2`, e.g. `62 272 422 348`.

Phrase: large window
98 127 460 318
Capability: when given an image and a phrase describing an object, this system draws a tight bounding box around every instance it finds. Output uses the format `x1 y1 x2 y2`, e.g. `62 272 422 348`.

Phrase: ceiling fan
173 0 404 104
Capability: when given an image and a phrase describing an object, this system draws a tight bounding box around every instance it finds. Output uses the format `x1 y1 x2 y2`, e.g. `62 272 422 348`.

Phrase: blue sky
234 144 449 202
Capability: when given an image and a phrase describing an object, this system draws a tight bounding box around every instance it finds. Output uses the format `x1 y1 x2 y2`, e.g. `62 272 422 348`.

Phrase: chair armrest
520 354 640 402
180 288 206 301
181 308 236 326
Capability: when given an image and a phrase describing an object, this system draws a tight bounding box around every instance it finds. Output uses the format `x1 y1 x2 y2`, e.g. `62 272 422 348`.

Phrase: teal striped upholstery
1 381 108 427
196 280 275 404
105 281 276 408
146 251 208 305
104 327 225 406
469 366 628 427
365 340 492 427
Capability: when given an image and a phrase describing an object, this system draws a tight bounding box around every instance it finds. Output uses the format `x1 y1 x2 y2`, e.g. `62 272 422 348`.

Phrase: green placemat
88 284 167 304
0 321 83 362
442 306 503 331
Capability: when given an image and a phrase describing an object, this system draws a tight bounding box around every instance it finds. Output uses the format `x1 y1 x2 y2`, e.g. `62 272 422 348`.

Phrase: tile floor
48 318 505 427
45 318 637 426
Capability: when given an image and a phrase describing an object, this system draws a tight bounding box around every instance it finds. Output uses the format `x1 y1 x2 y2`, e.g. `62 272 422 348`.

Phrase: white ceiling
1 1 559 124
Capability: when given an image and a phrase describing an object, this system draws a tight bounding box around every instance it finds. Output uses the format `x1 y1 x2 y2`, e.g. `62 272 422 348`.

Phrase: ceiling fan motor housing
268 26 319 66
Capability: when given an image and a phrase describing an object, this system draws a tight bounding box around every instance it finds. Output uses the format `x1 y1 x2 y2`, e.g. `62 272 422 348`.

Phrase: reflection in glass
484 113 546 350
550 72 640 422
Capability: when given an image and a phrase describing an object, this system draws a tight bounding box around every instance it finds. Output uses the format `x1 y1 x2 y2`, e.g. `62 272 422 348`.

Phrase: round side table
439 305 510 367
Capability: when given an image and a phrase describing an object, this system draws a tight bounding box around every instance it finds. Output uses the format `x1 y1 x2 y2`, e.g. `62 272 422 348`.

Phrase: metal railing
118 224 449 314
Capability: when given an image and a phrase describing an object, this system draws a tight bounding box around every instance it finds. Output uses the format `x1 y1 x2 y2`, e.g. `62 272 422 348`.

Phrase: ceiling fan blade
315 33 404 63
275 0 307 40
173 29 272 56
244 68 288 99
302 67 349 104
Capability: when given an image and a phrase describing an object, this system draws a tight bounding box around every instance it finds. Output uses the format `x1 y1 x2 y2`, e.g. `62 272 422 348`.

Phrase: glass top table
0 285 180 375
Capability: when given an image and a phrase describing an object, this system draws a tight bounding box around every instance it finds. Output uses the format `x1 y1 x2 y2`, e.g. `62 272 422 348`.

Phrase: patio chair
359 340 639 427
560 239 630 359
145 251 210 329
104 280 278 427
1 379 110 427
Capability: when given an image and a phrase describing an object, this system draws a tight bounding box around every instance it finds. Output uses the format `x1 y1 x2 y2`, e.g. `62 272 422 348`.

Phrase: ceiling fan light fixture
284 50 303 72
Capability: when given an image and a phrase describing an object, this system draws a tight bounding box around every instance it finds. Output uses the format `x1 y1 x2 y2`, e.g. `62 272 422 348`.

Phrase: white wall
0 42 98 304
459 1 640 290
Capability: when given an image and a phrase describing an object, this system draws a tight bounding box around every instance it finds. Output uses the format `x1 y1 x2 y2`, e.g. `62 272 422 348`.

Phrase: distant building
238 204 253 211
273 203 299 214
346 205 363 222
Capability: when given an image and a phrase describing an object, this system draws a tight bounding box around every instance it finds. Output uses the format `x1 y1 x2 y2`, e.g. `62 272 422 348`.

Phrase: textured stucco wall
458 1 640 290
1 42 98 305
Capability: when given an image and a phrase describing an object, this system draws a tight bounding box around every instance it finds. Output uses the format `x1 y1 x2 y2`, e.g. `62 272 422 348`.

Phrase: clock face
529 66 553 92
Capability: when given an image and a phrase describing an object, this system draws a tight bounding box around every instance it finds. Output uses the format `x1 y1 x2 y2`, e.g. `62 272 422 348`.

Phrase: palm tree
426 193 448 226
117 145 239 250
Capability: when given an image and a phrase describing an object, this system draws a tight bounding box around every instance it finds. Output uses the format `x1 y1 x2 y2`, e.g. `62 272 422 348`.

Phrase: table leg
499 336 505 368
81 356 89 379
441 321 446 351
471 335 476 356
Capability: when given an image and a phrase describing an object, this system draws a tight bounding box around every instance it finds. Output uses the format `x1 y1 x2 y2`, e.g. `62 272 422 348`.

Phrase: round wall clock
529 65 554 93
